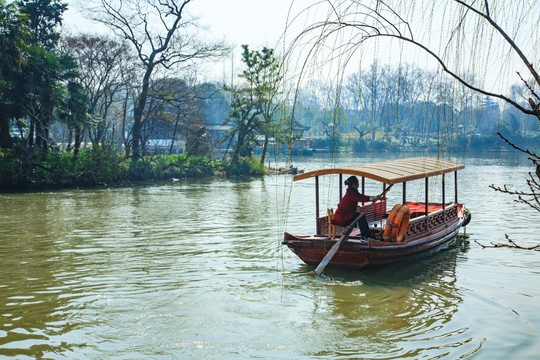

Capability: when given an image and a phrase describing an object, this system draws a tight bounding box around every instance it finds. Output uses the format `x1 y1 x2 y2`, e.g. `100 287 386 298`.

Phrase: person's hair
344 175 359 187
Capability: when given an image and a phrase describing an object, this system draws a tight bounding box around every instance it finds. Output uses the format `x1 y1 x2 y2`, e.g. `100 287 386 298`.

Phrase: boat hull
283 205 468 269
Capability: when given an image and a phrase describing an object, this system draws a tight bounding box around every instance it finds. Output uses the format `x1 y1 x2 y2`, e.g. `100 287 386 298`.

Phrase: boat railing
406 203 459 240
360 200 387 223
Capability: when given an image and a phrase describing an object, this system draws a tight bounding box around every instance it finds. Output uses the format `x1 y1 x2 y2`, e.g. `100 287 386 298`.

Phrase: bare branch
475 235 540 251
87 0 227 157
494 131 540 160
517 72 540 102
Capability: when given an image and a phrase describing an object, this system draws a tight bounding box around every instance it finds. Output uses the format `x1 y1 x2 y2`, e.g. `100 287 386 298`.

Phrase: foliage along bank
0 147 266 191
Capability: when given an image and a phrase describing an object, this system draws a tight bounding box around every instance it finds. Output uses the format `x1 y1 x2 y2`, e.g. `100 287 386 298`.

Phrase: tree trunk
222 129 237 162
35 119 47 149
0 113 13 149
169 112 181 155
66 128 73 152
132 64 154 159
232 127 249 165
131 118 142 157
28 120 35 147
260 136 269 164
73 126 83 160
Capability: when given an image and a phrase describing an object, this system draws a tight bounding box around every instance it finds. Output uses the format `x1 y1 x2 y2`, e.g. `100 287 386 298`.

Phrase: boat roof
293 157 465 184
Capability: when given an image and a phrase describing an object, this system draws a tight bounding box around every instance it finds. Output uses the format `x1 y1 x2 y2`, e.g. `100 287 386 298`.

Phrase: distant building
146 139 185 155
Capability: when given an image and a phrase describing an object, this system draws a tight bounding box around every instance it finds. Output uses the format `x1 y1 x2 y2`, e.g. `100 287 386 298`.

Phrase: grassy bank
0 147 266 191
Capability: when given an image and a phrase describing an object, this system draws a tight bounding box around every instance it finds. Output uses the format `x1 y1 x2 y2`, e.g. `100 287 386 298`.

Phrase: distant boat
283 157 471 270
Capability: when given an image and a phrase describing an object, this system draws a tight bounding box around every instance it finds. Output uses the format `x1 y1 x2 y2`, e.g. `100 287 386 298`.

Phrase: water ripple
1 156 540 359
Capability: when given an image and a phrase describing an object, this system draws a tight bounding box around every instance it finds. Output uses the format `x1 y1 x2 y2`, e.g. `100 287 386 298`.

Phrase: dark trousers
345 213 372 237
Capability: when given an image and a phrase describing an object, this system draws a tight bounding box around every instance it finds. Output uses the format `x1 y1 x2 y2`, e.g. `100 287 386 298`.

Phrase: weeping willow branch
284 0 540 119
517 72 540 103
285 0 540 215
454 0 540 88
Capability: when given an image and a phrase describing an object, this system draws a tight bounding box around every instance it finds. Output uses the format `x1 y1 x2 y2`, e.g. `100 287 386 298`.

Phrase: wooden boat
283 157 471 269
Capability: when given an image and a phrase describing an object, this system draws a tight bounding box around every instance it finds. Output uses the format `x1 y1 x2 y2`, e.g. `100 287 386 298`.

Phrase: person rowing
333 175 384 237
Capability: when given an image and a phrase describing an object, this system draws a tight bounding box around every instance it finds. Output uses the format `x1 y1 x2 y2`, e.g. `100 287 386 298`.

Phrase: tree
0 0 28 148
1 0 83 153
287 0 540 215
226 81 263 164
22 45 86 150
16 0 70 151
22 45 62 149
56 62 89 159
131 76 215 157
60 34 132 153
225 45 282 165
171 80 213 157
246 47 283 164
89 0 227 159
18 0 67 50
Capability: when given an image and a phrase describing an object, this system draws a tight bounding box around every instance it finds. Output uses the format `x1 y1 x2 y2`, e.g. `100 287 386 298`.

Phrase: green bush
225 157 266 176
75 149 128 185
0 147 128 189
369 139 389 151
352 138 367 153
0 147 266 191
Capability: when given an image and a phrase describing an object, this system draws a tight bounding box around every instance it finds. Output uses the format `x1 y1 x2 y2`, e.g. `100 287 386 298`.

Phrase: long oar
314 185 393 275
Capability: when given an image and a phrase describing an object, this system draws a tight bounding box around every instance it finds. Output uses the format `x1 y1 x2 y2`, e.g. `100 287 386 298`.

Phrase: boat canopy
293 157 465 184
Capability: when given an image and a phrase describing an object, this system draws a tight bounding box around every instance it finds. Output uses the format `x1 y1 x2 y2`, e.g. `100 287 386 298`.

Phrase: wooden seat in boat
327 208 343 239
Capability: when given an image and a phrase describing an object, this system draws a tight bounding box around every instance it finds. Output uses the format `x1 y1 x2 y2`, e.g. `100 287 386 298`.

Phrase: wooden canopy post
339 173 343 200
425 178 429 217
361 176 366 205
442 173 446 209
402 182 407 204
315 176 320 234
454 171 458 204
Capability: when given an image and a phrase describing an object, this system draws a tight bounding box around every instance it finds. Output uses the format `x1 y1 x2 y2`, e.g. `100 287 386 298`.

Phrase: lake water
1 153 539 359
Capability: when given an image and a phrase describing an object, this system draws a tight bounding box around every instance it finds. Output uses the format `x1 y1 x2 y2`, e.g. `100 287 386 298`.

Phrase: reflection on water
280 240 474 359
302 239 476 359
1 154 540 359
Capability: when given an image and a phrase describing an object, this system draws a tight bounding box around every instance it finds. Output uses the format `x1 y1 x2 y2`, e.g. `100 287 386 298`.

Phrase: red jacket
333 188 370 226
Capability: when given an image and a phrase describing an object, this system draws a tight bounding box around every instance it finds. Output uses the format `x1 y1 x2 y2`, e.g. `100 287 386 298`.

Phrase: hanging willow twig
283 0 540 121
489 132 540 212
475 235 540 251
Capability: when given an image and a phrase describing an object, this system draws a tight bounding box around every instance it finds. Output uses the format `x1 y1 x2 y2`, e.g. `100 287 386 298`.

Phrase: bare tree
88 0 228 158
60 33 131 154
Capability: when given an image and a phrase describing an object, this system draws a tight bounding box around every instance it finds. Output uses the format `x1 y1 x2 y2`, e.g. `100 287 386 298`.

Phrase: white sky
62 0 427 83
64 0 297 45
62 0 539 95
63 0 308 82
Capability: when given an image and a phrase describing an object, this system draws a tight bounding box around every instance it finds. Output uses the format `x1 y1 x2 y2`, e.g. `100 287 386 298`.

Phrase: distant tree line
293 61 538 154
